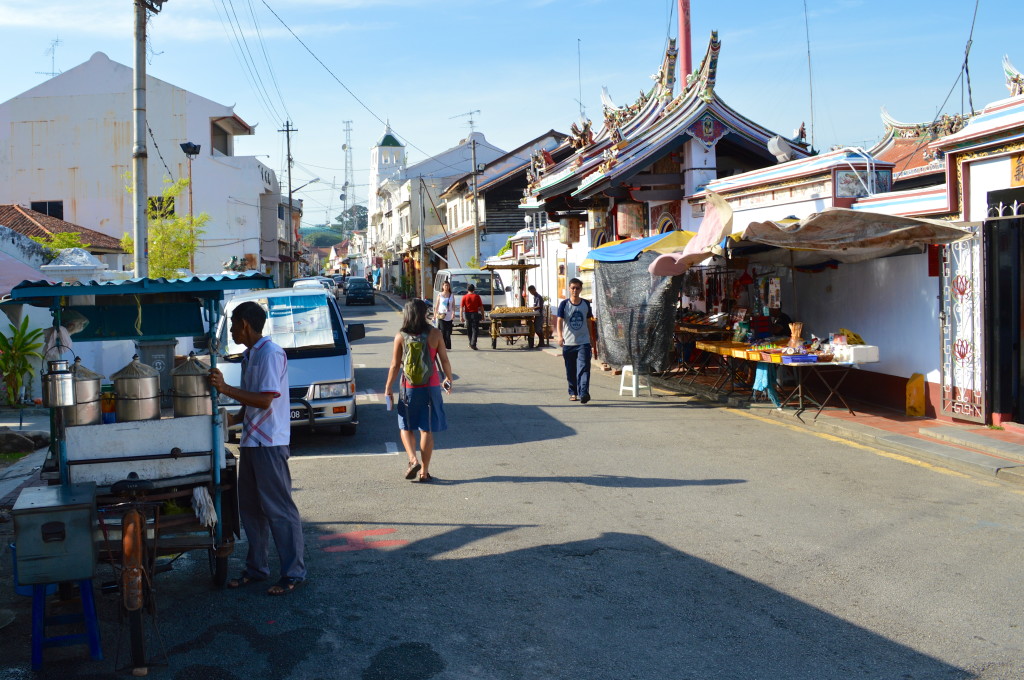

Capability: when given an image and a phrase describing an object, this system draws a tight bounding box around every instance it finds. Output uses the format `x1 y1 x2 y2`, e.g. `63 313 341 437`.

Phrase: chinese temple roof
525 32 810 206
866 108 970 182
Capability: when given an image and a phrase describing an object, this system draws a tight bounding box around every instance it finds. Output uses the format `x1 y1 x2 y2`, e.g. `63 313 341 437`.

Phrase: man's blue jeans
562 343 592 398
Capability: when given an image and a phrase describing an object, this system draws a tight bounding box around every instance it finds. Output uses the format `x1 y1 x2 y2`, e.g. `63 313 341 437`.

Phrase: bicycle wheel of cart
122 509 148 670
209 547 229 588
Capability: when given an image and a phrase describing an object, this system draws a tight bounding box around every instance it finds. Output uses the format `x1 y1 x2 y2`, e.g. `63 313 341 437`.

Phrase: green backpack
401 331 435 386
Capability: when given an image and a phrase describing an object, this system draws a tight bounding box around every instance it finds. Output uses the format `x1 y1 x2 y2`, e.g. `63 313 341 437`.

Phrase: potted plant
0 317 45 408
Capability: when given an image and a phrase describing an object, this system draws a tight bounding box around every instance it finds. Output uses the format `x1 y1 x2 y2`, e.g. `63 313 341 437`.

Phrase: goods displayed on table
491 306 534 315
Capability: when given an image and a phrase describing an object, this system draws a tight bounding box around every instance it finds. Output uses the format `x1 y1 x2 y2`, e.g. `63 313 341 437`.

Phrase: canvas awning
584 230 696 265
734 208 977 266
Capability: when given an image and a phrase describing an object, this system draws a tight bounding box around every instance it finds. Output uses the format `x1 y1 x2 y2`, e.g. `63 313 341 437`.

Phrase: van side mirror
346 323 365 342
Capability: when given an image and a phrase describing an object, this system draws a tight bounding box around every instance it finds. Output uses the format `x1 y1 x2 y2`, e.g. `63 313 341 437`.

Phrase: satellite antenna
36 38 63 78
767 135 793 163
450 110 481 133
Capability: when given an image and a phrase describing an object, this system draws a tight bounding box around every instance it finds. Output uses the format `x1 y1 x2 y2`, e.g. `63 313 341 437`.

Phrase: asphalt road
2 296 1023 679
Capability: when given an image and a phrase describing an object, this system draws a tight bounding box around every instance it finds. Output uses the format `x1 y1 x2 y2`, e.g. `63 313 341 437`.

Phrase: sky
1 0 1019 229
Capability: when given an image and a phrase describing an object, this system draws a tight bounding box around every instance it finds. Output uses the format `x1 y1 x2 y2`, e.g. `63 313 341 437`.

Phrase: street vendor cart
480 263 540 350
8 273 273 672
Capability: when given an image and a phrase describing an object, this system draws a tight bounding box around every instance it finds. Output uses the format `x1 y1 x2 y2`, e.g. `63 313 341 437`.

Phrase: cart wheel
128 608 147 670
491 337 497 349
212 553 229 589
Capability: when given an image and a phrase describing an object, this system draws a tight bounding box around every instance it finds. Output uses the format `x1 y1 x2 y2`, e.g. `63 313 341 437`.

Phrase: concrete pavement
376 288 1024 488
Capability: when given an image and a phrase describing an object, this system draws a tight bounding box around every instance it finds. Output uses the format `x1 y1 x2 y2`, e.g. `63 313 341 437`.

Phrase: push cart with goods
488 307 536 349
479 263 541 350
9 273 273 673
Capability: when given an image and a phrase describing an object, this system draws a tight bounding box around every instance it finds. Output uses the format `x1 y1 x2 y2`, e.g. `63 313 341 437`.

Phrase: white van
432 268 510 329
215 287 365 437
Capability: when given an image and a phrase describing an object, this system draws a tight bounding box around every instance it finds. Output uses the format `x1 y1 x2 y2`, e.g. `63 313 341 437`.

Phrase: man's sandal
267 576 304 596
227 574 264 589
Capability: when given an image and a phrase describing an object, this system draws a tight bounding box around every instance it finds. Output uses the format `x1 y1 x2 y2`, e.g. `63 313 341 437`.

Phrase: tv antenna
36 38 63 78
450 109 481 133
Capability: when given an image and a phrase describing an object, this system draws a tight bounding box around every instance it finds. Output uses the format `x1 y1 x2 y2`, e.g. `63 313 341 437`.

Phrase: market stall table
776 361 858 420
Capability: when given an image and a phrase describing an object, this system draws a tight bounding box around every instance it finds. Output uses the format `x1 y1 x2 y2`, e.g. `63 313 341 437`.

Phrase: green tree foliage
0 317 44 407
30 232 92 261
121 177 209 278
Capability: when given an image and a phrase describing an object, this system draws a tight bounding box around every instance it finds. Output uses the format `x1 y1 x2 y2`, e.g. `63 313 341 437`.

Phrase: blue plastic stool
31 579 103 670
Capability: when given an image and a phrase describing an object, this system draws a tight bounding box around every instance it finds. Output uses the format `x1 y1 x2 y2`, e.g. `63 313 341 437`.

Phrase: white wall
0 52 277 276
792 252 941 380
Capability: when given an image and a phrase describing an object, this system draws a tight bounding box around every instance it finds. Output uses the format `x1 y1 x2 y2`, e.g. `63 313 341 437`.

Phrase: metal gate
939 228 986 422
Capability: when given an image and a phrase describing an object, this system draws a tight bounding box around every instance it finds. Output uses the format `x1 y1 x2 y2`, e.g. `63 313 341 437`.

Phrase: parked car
216 287 365 436
292 278 326 290
332 274 347 292
345 277 375 306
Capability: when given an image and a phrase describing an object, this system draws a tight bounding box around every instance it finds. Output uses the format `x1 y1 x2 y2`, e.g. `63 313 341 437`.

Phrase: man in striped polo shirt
209 301 306 596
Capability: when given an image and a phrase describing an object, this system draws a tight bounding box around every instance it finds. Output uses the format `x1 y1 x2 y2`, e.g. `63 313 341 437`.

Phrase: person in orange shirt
459 284 484 350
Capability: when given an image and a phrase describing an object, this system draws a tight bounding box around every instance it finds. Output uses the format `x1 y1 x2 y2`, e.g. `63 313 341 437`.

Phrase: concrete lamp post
180 142 201 271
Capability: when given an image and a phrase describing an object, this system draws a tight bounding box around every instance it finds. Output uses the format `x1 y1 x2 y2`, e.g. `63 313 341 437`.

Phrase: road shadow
431 475 746 488
9 524 976 679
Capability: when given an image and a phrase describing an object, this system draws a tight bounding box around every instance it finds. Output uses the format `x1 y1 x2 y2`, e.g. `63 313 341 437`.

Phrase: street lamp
180 142 200 271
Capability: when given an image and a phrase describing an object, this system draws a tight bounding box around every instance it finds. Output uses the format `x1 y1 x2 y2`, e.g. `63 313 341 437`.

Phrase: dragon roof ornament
599 39 677 138
665 31 721 115
1004 55 1024 97
880 106 970 139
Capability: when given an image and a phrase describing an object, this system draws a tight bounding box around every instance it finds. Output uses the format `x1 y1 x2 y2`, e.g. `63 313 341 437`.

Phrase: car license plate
290 408 307 421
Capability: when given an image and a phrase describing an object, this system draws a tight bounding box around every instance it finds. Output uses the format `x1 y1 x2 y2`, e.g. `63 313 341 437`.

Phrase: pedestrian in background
460 283 484 350
209 301 306 595
528 284 545 348
555 278 598 404
383 299 453 483
434 280 455 350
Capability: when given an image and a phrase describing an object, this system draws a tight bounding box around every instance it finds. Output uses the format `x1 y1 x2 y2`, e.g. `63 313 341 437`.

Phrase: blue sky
0 0 1019 228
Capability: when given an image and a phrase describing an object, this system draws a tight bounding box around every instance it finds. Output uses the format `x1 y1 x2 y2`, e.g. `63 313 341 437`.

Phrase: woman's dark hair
401 298 431 335
231 301 267 334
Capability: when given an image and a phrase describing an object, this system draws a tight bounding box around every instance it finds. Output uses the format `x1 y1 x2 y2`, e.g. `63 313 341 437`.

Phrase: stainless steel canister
63 358 103 426
41 360 75 408
111 355 161 421
171 352 211 417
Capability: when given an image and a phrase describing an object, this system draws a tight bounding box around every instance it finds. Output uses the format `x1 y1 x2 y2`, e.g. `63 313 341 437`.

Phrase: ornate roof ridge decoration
664 31 721 116
879 106 971 140
1004 55 1024 97
599 39 678 142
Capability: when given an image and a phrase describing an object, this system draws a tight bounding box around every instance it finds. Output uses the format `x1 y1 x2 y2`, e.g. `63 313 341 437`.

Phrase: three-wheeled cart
480 262 541 350
8 273 273 672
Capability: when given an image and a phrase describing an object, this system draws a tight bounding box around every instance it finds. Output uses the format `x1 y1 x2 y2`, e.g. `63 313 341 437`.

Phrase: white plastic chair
618 364 652 397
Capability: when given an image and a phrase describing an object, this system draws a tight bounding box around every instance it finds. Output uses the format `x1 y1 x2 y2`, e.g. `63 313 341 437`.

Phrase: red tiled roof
874 139 942 179
0 204 123 252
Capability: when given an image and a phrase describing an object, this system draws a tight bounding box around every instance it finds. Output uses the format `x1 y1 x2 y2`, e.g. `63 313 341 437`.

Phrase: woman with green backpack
383 298 453 483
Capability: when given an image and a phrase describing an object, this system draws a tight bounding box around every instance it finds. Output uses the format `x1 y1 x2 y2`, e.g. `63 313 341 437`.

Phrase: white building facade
0 52 279 277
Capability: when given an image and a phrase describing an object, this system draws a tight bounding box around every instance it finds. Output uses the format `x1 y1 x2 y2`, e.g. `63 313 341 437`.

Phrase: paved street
2 297 1024 679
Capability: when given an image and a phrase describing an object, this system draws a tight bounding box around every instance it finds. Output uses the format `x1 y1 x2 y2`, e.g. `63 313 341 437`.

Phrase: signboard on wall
1012 153 1024 187
615 202 645 238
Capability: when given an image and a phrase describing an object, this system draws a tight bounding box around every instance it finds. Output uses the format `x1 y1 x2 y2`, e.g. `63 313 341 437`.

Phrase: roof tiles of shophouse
0 204 123 252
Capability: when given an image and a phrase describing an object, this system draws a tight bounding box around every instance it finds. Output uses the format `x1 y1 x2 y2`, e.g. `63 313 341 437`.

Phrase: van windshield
222 294 341 357
451 273 502 295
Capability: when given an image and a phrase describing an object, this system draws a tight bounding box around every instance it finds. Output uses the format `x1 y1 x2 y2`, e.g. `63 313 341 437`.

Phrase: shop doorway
984 188 1024 423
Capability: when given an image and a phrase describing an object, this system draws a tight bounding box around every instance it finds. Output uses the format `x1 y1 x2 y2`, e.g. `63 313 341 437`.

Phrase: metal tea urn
63 358 104 426
41 360 75 408
110 355 161 422
171 352 212 417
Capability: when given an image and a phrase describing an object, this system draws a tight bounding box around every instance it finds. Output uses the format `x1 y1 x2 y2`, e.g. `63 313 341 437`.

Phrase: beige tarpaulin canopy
735 208 977 266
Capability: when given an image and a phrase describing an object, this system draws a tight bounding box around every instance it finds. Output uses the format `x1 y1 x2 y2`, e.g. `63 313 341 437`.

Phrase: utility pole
342 121 354 230
471 138 480 264
418 179 427 299
132 0 167 278
280 120 296 284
